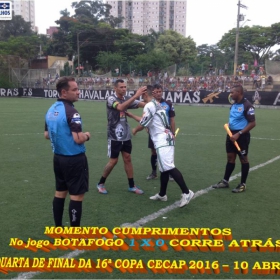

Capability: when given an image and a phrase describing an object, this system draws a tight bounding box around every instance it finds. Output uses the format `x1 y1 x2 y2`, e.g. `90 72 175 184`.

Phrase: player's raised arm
115 86 147 112
126 111 142 122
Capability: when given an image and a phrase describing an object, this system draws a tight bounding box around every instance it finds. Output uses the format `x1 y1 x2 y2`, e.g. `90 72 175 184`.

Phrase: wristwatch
238 131 243 135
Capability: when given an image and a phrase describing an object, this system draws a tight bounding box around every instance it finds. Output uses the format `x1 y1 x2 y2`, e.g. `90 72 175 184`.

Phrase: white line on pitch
12 155 280 279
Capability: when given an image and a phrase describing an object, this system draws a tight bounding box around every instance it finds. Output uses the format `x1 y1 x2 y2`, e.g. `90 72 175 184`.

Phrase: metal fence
10 68 58 88
1 68 275 92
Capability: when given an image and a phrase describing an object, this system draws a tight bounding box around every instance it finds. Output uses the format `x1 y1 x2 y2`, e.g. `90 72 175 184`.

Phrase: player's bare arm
132 125 145 136
44 131 49 139
116 87 147 112
138 101 146 108
126 111 142 122
170 116 176 135
72 131 91 144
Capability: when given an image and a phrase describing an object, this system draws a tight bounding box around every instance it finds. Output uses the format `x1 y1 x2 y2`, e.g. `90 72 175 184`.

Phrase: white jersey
140 100 174 149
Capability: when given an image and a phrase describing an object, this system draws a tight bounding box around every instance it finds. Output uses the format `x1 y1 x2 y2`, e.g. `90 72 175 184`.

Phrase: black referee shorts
226 132 251 156
53 153 89 195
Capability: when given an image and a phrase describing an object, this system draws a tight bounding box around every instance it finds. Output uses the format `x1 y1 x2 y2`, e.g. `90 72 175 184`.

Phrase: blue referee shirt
45 99 85 156
229 98 255 131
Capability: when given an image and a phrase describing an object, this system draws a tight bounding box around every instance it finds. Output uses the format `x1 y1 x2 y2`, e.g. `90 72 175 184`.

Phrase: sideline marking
13 155 280 279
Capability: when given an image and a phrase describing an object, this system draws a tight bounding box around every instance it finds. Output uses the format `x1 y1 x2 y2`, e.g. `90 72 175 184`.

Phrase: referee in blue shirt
44 76 91 226
212 85 256 193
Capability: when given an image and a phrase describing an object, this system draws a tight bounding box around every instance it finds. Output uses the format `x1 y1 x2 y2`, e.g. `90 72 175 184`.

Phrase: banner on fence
1 88 280 106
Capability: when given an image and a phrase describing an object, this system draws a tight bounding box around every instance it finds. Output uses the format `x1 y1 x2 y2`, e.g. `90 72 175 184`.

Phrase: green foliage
134 50 171 74
112 32 146 64
96 51 123 72
3 0 280 77
218 25 280 65
0 70 15 87
154 30 197 65
0 12 34 41
177 67 189 76
0 35 44 65
71 0 121 27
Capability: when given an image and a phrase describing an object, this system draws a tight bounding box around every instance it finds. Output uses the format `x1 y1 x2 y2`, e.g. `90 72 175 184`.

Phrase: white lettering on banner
44 90 58 98
165 92 173 102
193 91 200 103
161 91 201 103
105 90 114 99
80 90 113 100
94 91 100 99
182 92 192 103
273 92 280 105
23 88 32 96
0 88 19 96
174 92 182 103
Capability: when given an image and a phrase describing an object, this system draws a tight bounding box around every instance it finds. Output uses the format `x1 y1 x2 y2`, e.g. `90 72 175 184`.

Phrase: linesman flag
0 2 10 9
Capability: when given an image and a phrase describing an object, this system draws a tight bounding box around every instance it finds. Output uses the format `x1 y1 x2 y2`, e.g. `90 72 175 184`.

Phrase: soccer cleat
232 183 246 193
149 193 168 201
212 180 229 189
146 173 158 180
169 175 174 181
128 185 144 194
97 184 108 194
179 190 194 208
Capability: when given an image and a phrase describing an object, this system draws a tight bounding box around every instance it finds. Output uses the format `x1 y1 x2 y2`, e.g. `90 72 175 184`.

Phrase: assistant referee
44 76 91 227
212 85 256 193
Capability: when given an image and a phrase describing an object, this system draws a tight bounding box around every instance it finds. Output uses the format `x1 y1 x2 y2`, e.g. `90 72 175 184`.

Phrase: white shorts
156 146 175 172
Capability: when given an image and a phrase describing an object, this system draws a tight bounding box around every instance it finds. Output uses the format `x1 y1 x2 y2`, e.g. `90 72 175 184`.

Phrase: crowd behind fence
1 67 276 92
24 74 274 92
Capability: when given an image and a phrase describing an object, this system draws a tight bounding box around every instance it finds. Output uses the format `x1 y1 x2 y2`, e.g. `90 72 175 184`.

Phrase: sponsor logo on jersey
71 113 81 124
248 107 255 115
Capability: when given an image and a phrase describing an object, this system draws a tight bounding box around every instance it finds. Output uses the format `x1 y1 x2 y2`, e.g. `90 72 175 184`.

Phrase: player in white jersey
126 85 194 208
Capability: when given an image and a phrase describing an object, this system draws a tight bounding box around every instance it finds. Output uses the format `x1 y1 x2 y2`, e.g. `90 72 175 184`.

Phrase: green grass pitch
0 97 279 279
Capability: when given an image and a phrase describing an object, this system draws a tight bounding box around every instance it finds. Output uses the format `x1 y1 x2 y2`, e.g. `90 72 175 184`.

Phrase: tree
134 50 171 75
71 0 121 27
60 8 71 17
96 51 123 72
218 24 280 66
0 12 34 41
0 35 42 66
114 32 146 60
154 30 197 66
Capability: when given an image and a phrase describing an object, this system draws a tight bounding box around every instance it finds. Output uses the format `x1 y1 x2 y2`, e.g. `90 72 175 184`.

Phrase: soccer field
0 97 280 279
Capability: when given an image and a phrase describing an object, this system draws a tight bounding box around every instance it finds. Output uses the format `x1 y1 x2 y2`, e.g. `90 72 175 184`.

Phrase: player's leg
67 154 89 227
150 146 194 207
232 133 250 193
53 154 68 227
150 170 169 201
121 140 143 194
212 135 237 189
97 140 120 194
53 191 67 227
147 134 157 180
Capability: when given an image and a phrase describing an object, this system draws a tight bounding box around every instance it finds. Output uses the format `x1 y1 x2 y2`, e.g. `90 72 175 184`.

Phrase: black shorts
148 134 155 149
54 153 89 195
108 139 132 158
226 132 250 156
